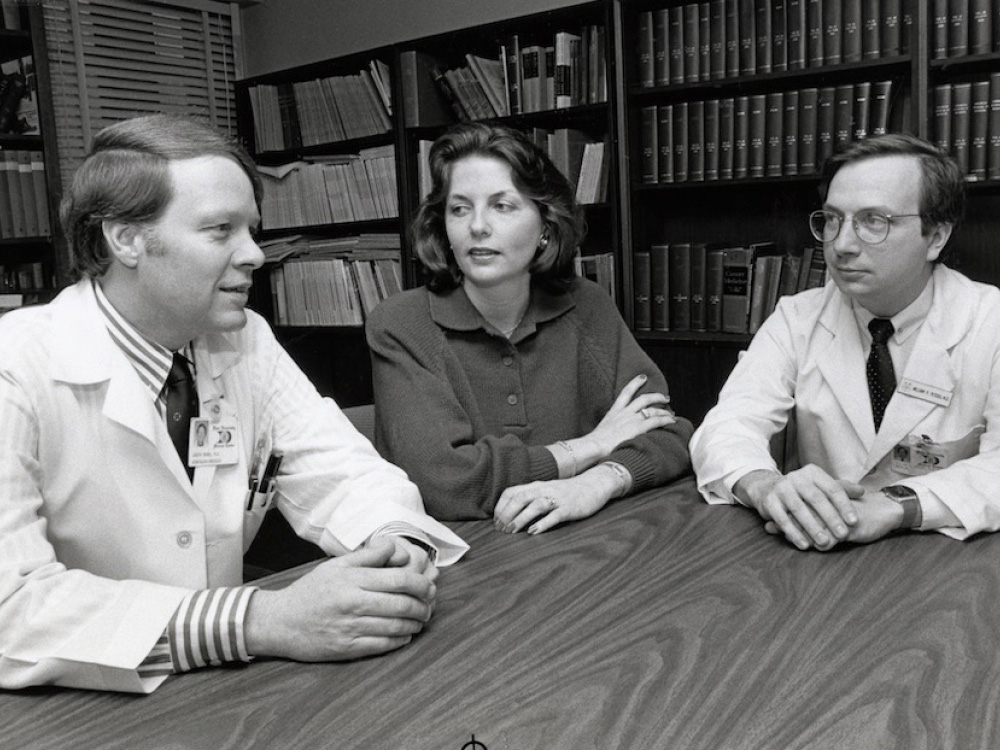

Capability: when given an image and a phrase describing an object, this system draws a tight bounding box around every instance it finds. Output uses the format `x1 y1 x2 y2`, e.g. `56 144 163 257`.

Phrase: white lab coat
690 265 1000 539
0 280 466 693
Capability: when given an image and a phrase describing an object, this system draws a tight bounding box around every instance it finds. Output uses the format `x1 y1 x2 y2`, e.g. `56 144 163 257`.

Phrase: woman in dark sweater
367 122 692 533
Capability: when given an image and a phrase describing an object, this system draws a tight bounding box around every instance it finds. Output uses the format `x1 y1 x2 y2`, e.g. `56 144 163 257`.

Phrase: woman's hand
587 374 675 456
494 465 624 535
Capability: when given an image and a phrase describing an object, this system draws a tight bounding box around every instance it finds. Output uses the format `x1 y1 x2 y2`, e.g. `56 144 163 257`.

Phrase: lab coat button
176 531 193 548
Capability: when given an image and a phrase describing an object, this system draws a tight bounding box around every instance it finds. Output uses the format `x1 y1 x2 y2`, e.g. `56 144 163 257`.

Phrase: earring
538 234 549 251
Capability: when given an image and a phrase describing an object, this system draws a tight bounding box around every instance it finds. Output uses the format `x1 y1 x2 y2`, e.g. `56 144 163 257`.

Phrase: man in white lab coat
0 114 468 693
691 133 1000 551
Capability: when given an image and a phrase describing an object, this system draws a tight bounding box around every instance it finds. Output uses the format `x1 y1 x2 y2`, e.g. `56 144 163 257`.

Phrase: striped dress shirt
93 281 254 676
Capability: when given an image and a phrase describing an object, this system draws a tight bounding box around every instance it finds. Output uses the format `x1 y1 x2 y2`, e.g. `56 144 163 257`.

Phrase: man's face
822 154 948 317
132 155 263 349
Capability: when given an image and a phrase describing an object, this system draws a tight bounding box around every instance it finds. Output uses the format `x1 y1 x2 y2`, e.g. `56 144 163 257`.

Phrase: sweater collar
428 282 576 337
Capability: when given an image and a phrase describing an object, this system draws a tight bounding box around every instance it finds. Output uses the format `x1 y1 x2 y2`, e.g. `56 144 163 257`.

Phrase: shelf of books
0 3 65 314
237 46 403 331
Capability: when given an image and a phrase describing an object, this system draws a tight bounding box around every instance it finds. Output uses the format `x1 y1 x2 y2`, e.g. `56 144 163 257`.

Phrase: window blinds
42 0 240 192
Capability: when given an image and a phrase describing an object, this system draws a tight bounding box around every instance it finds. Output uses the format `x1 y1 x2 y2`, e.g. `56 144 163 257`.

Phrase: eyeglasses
808 209 922 245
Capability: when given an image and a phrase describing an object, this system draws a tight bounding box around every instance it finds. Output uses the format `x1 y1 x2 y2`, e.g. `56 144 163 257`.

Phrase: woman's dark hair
61 114 262 279
412 122 586 292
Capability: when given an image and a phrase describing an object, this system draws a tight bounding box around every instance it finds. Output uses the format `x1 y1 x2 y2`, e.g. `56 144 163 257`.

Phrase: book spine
658 104 675 183
654 9 671 86
766 91 784 177
748 93 767 178
755 1 773 74
720 97 735 179
684 3 701 83
673 102 690 182
669 243 692 331
843 0 863 62
807 0 825 67
934 83 953 154
503 35 522 115
952 82 972 174
948 0 969 58
633 251 652 331
783 89 800 176
970 79 990 180
989 74 1000 179
833 83 854 150
870 80 893 135
863 0 882 59
734 95 750 179
787 0 807 69
710 0 727 80
704 98 720 180
823 0 843 65
722 247 752 333
638 11 655 87
706 248 725 332
690 243 708 331
689 100 705 181
933 0 949 59
669 6 686 84
853 80 871 140
725 0 741 77
641 105 658 184
699 2 712 81
773 0 788 72
817 85 836 165
969 0 992 55
881 0 902 56
799 87 819 174
650 244 670 331
739 0 757 75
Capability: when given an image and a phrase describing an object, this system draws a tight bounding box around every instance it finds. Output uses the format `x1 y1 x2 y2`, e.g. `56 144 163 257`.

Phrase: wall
239 0 583 78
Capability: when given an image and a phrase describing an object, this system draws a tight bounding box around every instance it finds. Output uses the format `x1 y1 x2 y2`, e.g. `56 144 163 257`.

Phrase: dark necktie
164 352 198 478
866 318 895 431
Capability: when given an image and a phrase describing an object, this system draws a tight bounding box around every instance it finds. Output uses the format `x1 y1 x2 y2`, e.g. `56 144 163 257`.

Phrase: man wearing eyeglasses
690 133 1000 551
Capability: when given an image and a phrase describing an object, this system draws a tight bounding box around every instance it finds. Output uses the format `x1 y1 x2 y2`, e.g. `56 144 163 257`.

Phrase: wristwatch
880 485 922 530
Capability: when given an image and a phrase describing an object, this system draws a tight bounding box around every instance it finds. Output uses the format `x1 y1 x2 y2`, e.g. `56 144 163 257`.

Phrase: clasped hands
245 537 438 662
736 465 907 551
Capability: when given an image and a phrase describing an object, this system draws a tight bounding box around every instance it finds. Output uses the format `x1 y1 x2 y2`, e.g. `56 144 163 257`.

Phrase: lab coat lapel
865 272 963 471
815 293 876 447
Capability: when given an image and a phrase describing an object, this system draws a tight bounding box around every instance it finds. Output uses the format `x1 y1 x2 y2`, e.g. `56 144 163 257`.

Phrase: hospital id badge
188 411 239 467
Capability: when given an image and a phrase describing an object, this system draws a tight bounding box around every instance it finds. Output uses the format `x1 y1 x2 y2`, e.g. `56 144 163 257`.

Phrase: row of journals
933 75 1000 181
931 0 998 58
401 26 608 126
415 129 608 204
633 242 827 335
266 247 404 327
248 60 392 153
636 0 910 87
0 149 50 239
639 80 896 184
258 146 398 230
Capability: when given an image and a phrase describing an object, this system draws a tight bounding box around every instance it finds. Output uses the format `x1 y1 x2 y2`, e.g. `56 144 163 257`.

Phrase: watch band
880 485 922 530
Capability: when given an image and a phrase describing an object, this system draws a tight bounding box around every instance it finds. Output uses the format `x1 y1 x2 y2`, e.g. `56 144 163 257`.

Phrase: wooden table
4 477 999 750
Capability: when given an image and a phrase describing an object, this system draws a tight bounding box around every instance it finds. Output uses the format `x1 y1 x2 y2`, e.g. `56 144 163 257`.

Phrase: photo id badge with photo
188 416 239 467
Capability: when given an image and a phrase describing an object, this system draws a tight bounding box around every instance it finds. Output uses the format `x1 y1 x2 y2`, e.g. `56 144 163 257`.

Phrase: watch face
882 485 916 501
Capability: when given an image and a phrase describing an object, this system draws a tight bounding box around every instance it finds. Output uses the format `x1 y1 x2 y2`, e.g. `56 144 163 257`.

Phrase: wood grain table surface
3 476 999 750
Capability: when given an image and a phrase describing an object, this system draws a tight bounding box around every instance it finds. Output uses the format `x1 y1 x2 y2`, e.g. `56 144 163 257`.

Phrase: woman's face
444 154 545 293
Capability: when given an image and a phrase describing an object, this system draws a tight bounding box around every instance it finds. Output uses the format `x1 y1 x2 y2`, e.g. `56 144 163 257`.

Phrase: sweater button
502 355 513 366
176 531 193 548
507 394 518 405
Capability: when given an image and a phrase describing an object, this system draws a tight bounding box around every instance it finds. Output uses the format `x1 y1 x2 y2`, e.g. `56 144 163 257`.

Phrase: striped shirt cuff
368 522 438 564
137 586 257 677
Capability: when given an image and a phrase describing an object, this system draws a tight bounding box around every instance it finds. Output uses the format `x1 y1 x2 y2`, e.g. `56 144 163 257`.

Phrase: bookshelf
0 3 66 309
616 0 1000 422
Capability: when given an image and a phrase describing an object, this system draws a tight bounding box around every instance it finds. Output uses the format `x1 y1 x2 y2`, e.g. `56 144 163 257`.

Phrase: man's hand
764 491 906 547
383 537 439 582
735 465 864 550
244 538 437 662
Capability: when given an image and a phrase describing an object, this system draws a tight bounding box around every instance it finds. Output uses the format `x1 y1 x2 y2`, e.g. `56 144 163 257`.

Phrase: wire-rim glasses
808 209 922 245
